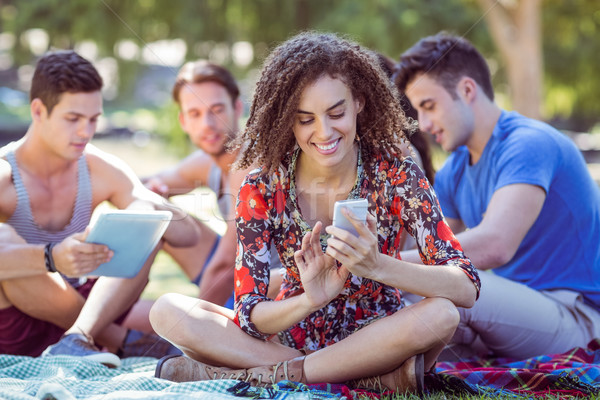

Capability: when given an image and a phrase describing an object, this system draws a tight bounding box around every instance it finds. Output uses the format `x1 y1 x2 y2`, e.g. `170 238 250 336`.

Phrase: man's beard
206 130 236 156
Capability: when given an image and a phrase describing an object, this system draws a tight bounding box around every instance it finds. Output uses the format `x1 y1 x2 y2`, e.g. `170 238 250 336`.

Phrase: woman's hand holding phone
331 198 368 236
326 200 381 280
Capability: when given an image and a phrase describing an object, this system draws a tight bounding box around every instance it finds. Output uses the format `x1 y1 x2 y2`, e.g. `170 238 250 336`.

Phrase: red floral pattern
237 184 269 221
233 149 480 350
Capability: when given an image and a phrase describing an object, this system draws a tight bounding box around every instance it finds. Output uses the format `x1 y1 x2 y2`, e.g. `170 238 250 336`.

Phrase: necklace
288 146 366 246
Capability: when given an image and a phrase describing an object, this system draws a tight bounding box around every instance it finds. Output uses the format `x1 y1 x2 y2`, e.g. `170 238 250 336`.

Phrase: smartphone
332 198 368 236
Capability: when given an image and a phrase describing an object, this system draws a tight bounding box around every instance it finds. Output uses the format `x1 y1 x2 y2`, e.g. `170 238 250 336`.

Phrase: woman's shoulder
242 153 293 191
368 152 422 178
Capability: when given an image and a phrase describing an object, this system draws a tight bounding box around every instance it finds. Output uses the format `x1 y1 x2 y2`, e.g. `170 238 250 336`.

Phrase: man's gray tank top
5 150 92 286
206 162 229 217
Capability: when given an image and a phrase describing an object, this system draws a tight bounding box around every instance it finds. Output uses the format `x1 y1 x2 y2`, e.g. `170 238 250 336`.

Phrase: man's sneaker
118 329 182 359
42 333 121 368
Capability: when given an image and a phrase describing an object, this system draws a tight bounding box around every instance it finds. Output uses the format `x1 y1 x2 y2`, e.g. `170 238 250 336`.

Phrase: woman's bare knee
421 297 460 339
149 293 186 335
399 297 459 352
149 294 223 340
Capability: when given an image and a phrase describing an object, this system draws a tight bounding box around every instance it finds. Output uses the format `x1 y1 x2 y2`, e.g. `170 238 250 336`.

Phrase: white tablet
85 210 172 278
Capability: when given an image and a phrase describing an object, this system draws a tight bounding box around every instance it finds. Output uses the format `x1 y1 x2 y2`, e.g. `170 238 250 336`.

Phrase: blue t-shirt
435 110 600 309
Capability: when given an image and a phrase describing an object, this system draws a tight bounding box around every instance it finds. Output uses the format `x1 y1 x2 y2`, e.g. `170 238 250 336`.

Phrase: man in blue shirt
395 33 600 360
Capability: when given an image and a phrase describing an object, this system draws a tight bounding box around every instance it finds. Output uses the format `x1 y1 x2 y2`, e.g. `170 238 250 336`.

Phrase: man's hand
51 230 113 277
142 176 169 198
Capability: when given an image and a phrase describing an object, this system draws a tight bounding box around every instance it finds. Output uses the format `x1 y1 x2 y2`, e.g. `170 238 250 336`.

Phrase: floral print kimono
233 147 480 351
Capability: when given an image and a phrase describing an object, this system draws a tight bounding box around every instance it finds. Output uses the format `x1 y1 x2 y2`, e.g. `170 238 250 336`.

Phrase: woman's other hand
294 221 348 311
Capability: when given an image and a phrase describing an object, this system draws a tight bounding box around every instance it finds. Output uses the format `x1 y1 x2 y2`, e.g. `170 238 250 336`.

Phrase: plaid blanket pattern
2 340 600 399
0 355 341 400
428 338 600 398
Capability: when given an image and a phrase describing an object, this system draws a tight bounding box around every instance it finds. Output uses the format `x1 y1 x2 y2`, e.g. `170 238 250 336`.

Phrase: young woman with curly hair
150 32 480 395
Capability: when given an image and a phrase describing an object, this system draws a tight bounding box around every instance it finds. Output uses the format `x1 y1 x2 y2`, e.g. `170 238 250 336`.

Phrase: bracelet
44 243 58 273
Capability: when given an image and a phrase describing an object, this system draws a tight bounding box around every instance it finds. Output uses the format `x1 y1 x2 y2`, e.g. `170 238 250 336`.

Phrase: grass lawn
141 250 199 300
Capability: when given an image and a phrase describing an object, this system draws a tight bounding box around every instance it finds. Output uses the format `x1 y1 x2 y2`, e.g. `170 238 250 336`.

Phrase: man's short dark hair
30 50 103 115
394 32 494 101
172 60 240 106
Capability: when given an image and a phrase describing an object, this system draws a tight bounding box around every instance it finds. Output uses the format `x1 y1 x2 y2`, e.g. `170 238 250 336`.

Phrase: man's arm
450 183 545 270
0 158 13 223
0 158 111 279
445 217 466 235
87 145 199 248
402 183 546 270
196 167 250 304
142 151 211 197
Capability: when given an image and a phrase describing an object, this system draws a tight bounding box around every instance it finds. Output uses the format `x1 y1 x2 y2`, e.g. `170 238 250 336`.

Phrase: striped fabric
6 150 92 245
207 162 229 218
5 150 92 287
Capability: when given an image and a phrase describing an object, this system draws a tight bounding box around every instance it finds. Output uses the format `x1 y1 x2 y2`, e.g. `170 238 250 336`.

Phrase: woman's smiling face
293 75 363 170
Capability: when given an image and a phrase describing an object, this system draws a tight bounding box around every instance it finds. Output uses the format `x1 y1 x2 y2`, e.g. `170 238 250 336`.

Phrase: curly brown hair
233 32 413 175
376 52 436 184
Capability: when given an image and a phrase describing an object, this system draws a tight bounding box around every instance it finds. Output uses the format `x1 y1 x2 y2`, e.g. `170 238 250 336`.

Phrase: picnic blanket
0 356 340 400
429 338 600 398
1 339 600 399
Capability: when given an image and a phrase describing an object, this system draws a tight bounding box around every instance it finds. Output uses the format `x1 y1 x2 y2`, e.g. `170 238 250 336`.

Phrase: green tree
542 0 600 131
475 0 543 120
1 0 598 131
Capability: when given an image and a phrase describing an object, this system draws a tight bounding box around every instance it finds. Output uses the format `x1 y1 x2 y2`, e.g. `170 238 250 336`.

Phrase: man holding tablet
0 50 199 366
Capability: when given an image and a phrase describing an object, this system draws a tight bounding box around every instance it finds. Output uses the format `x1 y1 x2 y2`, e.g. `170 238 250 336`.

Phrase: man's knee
0 284 11 309
0 224 28 307
0 224 26 244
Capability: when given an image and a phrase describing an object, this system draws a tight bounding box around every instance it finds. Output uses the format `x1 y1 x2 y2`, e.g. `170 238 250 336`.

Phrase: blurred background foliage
0 0 598 155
